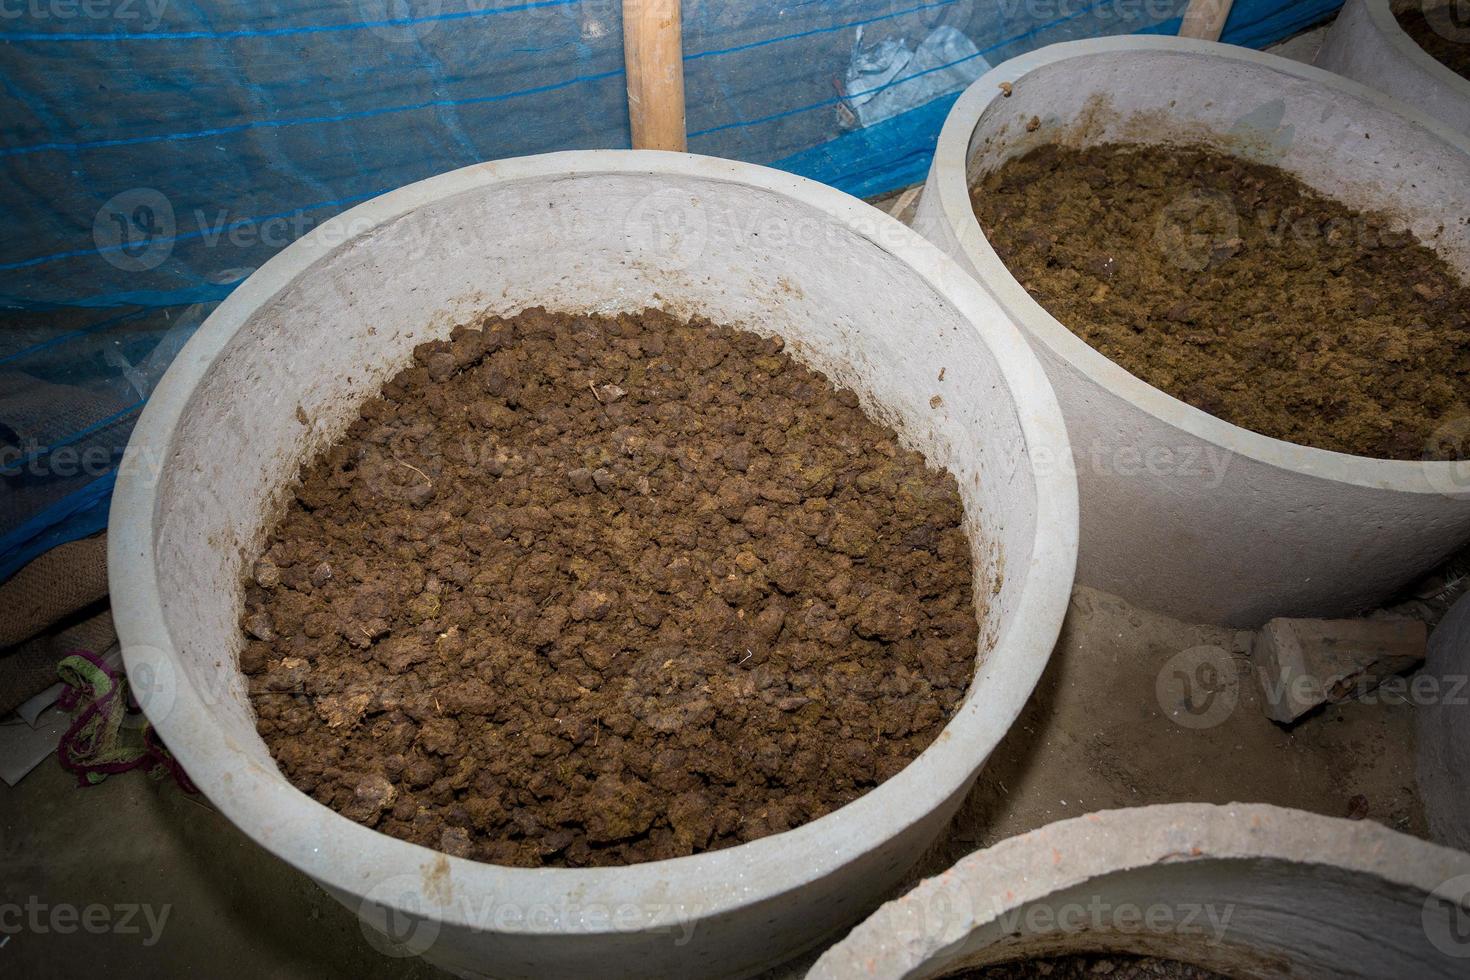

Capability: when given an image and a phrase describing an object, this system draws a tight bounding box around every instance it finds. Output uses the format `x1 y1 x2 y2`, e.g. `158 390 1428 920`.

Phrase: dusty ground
925 586 1423 867
764 587 1425 979
3 584 1425 978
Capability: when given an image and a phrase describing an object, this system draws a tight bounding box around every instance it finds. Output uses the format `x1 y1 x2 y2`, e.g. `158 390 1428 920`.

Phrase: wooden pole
623 0 687 151
1178 0 1234 41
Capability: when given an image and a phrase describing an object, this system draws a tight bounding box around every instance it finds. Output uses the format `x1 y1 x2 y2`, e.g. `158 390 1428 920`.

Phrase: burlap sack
0 533 108 649
0 533 112 716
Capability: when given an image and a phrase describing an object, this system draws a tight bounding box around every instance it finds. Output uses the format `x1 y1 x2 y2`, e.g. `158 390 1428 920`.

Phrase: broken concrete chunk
1252 616 1428 724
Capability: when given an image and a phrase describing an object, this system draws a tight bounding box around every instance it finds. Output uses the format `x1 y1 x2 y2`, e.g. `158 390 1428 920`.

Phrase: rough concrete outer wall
1010 324 1470 628
1419 592 1470 851
806 803 1470 980
1315 0 1470 139
912 37 1470 627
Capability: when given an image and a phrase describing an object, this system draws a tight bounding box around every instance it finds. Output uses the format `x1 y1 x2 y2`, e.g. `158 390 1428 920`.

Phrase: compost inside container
971 141 1470 460
240 307 981 868
1395 1 1470 80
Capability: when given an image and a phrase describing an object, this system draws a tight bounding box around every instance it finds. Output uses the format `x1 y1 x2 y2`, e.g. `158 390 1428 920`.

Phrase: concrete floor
2 583 1425 979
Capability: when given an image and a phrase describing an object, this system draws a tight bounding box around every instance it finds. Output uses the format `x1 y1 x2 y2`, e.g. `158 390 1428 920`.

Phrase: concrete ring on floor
1315 0 1470 138
108 150 1079 980
912 35 1470 628
807 802 1470 980
1419 590 1470 851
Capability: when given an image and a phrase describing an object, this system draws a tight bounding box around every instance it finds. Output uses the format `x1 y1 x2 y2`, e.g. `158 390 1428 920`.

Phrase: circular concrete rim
1357 0 1470 102
807 801 1470 978
928 34 1470 494
107 150 1080 938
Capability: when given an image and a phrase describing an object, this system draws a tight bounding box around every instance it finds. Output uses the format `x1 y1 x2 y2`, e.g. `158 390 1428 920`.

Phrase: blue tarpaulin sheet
0 0 1339 576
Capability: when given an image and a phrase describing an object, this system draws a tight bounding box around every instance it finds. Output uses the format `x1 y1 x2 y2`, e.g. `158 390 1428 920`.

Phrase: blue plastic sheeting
0 1 1341 312
0 0 1338 578
0 300 210 577
0 469 113 582
780 0 1342 197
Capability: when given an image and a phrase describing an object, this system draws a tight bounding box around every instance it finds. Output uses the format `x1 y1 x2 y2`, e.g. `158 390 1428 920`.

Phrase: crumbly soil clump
957 953 1232 979
241 307 979 867
1396 2 1470 80
972 141 1470 460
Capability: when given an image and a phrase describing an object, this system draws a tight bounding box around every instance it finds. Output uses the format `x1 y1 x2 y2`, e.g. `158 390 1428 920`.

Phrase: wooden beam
623 0 687 151
1178 0 1234 41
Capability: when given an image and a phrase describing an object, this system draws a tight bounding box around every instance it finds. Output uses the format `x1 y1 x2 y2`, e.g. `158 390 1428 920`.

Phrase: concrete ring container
912 35 1470 627
808 802 1470 979
107 150 1079 980
1418 589 1470 852
1316 0 1470 139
